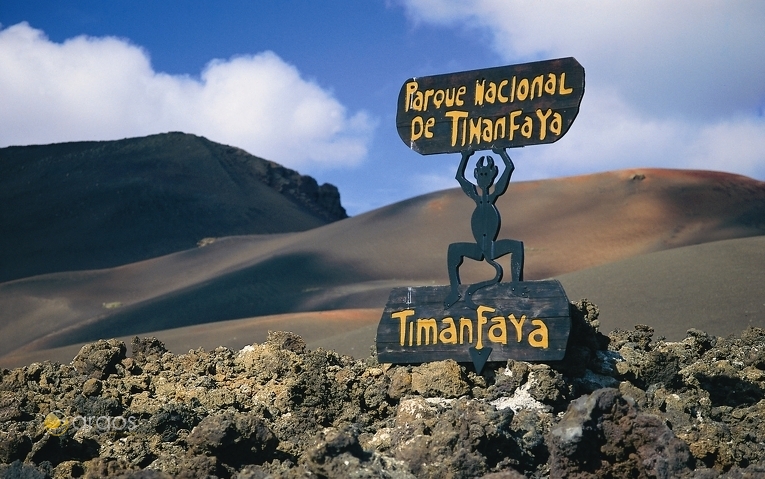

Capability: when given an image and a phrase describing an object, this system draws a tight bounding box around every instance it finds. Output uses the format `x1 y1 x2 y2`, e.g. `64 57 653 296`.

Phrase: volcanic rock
1 301 765 477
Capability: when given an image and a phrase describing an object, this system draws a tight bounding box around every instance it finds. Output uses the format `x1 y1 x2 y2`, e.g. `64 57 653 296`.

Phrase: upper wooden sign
396 57 585 155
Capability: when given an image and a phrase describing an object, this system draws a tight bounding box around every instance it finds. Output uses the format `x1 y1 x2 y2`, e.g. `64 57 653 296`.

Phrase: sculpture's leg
510 240 524 281
465 252 503 306
465 279 497 307
494 239 524 281
445 242 482 308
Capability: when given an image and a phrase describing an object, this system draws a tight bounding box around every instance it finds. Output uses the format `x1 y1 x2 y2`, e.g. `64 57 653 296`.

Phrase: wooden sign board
396 57 585 155
376 281 571 368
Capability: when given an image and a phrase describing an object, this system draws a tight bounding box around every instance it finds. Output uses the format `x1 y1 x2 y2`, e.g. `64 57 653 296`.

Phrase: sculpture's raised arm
456 148 477 200
490 146 514 199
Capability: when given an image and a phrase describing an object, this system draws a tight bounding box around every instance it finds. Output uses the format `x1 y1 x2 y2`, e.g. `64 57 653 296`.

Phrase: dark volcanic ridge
0 132 347 283
2 302 765 478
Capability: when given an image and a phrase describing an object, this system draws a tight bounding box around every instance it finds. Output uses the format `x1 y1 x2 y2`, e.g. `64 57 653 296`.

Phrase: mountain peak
0 132 347 282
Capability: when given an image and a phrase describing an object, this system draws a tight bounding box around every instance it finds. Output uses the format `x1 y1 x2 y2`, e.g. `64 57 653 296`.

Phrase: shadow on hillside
36 252 383 350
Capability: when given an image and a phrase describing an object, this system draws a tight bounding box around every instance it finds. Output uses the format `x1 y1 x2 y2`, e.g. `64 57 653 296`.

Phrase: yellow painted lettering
444 88 455 108
516 78 529 101
497 79 509 103
510 76 516 102
485 81 497 104
508 111 522 140
423 89 435 111
559 73 573 95
439 317 458 344
521 116 533 139
445 110 469 147
411 90 424 111
474 79 485 106
528 319 549 348
433 89 445 109
530 75 544 99
456 85 466 106
493 117 506 141
488 316 508 345
535 109 552 141
469 117 482 145
410 116 424 141
475 80 486 105
508 314 526 342
544 73 556 95
459 317 473 344
405 81 418 112
550 112 562 136
392 309 415 346
482 118 493 142
408 321 414 346
417 318 438 345
424 117 435 139
476 305 494 350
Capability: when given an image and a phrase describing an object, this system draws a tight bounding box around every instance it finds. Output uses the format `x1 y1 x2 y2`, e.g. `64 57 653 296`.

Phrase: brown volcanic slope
0 132 346 283
558 235 765 340
0 168 763 366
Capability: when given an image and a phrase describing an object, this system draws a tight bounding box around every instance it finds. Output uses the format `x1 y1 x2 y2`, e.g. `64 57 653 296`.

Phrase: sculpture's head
474 156 498 189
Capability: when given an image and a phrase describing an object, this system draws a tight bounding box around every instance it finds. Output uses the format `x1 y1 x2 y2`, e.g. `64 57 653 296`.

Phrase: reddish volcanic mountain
1 156 763 367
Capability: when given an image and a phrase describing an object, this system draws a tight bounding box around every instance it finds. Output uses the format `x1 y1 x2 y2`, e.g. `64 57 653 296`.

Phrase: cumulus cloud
400 0 765 180
0 22 374 169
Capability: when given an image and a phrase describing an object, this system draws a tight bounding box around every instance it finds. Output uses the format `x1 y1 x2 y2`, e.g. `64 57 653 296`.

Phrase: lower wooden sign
376 281 571 371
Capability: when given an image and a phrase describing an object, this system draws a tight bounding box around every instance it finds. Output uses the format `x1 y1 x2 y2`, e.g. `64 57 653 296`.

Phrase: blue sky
2 1 764 215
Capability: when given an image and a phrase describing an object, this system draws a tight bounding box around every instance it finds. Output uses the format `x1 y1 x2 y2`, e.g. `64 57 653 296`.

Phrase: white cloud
0 22 374 169
400 0 765 181
509 90 765 181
